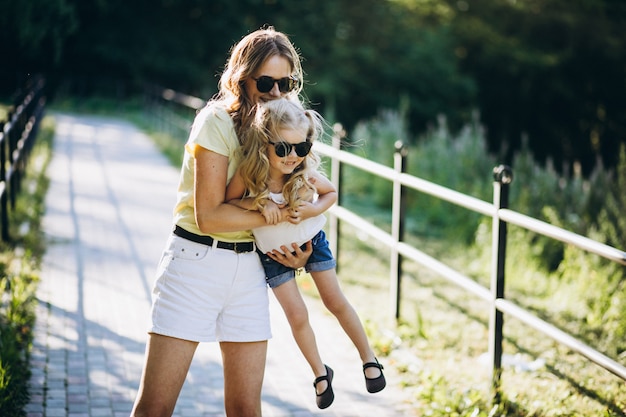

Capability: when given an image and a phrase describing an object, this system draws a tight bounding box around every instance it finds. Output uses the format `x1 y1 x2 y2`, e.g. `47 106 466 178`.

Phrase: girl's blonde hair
237 98 324 211
216 26 303 138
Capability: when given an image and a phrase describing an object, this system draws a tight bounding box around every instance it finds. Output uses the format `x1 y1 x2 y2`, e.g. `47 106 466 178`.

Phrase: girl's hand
266 241 313 269
287 201 314 224
261 200 282 225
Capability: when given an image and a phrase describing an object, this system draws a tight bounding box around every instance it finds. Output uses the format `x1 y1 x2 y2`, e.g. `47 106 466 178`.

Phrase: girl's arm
226 168 286 224
310 172 338 213
291 172 337 221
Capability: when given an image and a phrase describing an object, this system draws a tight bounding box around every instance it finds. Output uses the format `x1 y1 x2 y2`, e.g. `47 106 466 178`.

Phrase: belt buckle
232 242 253 253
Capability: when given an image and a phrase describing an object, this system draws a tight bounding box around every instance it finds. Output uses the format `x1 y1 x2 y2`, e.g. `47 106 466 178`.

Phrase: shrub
0 115 53 416
341 109 495 242
0 268 39 417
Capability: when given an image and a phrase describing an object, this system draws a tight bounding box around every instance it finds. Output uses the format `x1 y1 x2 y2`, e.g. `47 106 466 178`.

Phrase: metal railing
145 86 626 402
316 137 626 400
0 76 46 241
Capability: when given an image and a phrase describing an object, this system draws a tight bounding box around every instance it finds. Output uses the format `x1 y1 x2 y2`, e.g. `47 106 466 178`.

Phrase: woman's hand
266 240 313 269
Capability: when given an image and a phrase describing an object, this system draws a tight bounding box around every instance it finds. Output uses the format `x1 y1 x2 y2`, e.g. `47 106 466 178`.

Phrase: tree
270 0 476 135
0 0 78 94
446 0 626 174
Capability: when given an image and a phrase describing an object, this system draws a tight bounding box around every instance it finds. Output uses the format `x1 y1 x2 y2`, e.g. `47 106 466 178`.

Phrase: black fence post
0 121 8 242
489 164 513 403
391 141 408 320
328 123 345 273
0 75 46 242
8 107 20 210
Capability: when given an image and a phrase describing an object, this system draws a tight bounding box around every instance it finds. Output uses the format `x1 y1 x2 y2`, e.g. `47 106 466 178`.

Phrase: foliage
0 0 78 92
407 112 494 242
0 116 53 416
551 144 626 357
314 219 626 416
446 0 626 175
5 0 626 177
341 108 495 242
336 103 626 398
268 1 477 132
344 109 410 210
3 0 626 177
597 144 626 252
470 144 626 360
0 268 39 417
408 368 528 417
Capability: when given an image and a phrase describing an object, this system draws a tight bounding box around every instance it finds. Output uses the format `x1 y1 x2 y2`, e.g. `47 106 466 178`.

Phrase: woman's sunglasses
253 76 299 93
269 141 313 157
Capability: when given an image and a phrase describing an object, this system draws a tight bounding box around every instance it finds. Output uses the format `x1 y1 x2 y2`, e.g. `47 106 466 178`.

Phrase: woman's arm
226 168 286 224
225 169 258 211
194 148 269 233
195 147 312 266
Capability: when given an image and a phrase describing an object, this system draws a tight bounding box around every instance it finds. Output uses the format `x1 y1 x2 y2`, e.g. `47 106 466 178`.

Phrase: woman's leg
131 333 198 417
272 280 329 393
311 269 381 379
220 340 267 417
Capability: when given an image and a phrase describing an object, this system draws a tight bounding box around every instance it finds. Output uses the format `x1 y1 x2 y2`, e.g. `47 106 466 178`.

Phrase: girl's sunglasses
270 141 313 157
253 76 299 93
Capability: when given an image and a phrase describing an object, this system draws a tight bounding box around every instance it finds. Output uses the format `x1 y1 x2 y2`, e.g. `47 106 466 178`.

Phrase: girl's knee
287 306 310 328
323 295 349 315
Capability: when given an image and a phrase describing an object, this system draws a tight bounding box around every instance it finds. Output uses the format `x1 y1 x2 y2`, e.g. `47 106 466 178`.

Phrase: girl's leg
311 269 381 379
220 340 267 417
272 280 329 393
131 333 198 417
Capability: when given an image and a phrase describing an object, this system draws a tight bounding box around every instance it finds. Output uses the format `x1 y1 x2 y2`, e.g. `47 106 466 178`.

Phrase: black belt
173 225 255 253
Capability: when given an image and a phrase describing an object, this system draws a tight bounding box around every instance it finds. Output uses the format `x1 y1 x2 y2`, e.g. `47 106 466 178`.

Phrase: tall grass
334 108 626 415
0 116 54 417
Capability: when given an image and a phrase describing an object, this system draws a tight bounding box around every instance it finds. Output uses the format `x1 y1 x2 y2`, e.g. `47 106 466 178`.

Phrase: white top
252 192 326 254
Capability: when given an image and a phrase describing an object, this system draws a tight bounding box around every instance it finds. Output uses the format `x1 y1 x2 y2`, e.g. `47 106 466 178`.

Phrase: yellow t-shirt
172 103 254 242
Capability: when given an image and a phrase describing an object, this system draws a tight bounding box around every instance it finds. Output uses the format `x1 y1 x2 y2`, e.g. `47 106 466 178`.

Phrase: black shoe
363 358 386 393
313 364 334 409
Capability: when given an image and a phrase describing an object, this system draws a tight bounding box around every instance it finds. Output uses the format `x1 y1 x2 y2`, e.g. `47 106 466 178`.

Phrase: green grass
294 223 626 416
0 115 54 417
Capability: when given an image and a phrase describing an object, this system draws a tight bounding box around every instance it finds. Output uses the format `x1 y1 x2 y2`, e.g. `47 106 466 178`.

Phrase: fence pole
328 124 345 272
489 164 513 403
0 121 7 242
390 141 408 320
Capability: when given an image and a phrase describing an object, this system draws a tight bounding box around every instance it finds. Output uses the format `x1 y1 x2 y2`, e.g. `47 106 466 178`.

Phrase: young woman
131 27 313 417
226 98 386 410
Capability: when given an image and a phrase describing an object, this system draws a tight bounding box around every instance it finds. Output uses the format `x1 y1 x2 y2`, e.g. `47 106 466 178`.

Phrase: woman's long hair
237 98 324 211
215 26 304 139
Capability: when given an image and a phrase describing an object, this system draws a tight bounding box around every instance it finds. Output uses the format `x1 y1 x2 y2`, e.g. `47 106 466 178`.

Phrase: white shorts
149 234 272 342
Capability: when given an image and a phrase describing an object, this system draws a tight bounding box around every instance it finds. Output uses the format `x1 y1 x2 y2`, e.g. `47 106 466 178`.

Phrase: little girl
226 98 385 409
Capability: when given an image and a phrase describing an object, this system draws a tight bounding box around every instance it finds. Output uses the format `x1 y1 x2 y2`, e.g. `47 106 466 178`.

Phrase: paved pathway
25 113 417 417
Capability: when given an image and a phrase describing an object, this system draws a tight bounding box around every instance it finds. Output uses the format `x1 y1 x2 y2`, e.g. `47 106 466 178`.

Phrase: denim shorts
261 230 336 288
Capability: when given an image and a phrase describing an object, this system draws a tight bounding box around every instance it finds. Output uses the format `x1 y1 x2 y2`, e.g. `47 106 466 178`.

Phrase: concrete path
25 113 417 417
